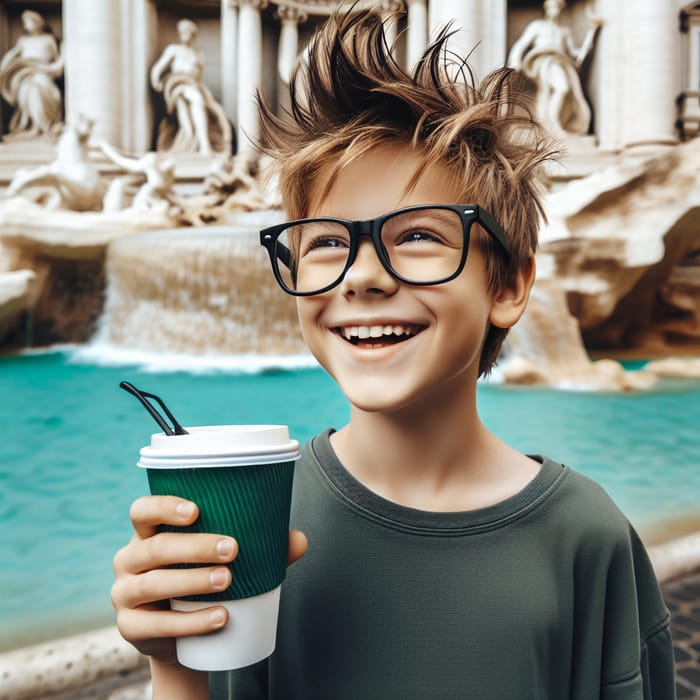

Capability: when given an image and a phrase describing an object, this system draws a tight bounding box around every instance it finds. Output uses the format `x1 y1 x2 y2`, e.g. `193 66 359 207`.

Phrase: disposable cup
137 424 300 671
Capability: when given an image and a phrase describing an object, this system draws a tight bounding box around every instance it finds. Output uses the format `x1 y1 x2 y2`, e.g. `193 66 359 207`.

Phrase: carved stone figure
6 114 104 210
100 142 177 215
150 19 232 156
0 10 64 138
507 0 601 136
203 151 282 212
204 152 257 196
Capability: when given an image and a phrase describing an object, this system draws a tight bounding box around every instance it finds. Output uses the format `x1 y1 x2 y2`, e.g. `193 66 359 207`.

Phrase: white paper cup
137 425 300 670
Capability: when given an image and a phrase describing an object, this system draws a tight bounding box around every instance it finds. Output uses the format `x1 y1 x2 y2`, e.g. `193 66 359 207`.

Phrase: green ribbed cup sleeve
147 460 295 602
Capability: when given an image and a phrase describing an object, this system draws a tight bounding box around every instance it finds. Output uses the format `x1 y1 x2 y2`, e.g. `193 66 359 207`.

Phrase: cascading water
91 220 309 361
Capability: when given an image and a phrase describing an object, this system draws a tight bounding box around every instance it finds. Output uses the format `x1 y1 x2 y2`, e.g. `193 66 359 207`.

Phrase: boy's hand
111 495 307 665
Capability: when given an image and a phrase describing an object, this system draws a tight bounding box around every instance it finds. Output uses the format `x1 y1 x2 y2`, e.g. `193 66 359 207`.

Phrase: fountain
4 137 700 386
92 220 307 359
80 136 700 389
1 5 697 698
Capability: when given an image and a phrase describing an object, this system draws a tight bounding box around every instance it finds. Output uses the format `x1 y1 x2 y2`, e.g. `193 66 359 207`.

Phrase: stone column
119 0 154 153
380 0 403 50
594 0 624 151
406 0 428 70
429 0 479 68
481 0 506 72
277 6 305 87
428 0 507 79
62 0 122 145
0 4 8 135
428 0 505 77
428 0 474 56
237 0 267 153
221 0 239 127
620 0 679 149
276 6 306 117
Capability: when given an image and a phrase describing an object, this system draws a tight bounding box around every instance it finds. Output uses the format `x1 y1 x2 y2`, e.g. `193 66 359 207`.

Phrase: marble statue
0 10 64 138
202 151 282 211
507 0 602 136
150 18 232 156
204 152 257 197
100 142 177 215
5 114 104 210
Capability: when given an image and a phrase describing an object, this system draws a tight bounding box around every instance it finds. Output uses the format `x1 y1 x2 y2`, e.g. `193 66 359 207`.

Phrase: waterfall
92 224 309 361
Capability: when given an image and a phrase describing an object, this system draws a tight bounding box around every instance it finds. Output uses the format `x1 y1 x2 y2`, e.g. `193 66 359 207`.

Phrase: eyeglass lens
275 207 466 294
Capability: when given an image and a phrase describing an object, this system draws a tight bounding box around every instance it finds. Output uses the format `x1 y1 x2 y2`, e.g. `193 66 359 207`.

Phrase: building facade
0 0 694 162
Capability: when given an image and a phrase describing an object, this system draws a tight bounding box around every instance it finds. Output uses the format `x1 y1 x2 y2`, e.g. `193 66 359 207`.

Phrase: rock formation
503 137 700 388
0 268 36 344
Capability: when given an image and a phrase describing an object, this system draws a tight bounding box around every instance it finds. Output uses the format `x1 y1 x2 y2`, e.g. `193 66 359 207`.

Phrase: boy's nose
339 238 399 296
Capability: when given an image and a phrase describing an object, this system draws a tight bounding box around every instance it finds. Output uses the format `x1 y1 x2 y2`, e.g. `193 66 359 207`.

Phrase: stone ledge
0 627 148 700
649 532 700 585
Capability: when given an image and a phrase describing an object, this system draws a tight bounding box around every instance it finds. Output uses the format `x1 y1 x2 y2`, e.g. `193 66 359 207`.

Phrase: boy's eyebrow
387 209 459 226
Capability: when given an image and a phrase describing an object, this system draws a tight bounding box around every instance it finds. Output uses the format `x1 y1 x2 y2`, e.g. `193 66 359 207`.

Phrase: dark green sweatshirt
211 429 675 699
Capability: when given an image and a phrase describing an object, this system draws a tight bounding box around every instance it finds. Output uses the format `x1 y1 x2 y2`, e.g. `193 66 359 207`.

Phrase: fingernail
210 609 226 626
216 538 235 557
176 502 195 520
210 569 229 588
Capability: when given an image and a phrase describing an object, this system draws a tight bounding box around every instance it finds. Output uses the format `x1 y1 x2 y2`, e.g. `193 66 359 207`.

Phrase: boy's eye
397 229 441 244
300 234 350 257
309 236 346 248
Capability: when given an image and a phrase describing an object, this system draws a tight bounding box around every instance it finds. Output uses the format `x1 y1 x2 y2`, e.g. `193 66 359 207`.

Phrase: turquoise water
2 350 700 651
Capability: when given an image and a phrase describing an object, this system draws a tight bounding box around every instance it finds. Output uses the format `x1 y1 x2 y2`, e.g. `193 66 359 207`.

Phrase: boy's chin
332 375 427 415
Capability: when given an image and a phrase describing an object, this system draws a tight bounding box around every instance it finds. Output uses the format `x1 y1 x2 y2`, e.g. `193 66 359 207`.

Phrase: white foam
17 343 82 356
68 342 319 374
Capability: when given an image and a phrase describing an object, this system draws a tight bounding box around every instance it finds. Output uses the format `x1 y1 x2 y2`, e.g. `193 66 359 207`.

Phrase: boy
111 10 676 699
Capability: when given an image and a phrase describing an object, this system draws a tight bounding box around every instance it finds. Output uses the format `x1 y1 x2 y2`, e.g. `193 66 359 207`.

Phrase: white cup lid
138 425 300 468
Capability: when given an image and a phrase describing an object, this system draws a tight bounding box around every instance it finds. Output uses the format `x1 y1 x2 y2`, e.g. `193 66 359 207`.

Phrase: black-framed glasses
259 204 511 297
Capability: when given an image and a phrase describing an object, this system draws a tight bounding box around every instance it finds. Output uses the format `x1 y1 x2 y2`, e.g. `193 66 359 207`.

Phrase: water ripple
2 350 699 650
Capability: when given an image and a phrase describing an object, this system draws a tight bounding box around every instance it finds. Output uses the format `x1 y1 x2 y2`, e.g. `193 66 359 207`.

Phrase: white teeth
339 324 419 340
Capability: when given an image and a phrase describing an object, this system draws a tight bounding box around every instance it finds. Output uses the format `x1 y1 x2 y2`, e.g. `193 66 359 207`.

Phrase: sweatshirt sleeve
641 621 676 699
633 526 676 700
599 524 676 700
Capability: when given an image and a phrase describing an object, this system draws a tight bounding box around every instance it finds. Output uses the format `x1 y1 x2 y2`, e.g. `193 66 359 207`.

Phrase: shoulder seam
641 614 671 644
601 667 640 687
601 615 671 686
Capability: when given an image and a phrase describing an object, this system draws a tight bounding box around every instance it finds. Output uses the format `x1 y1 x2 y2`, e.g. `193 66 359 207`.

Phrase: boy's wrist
149 657 210 700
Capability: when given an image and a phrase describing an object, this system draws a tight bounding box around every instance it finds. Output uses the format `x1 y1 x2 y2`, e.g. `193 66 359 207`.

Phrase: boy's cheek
295 299 326 355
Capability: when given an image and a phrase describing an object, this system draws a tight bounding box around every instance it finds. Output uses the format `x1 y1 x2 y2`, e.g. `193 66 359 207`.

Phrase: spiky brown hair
257 8 557 375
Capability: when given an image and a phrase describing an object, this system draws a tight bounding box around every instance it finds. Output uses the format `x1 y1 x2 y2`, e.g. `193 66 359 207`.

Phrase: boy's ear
488 253 536 329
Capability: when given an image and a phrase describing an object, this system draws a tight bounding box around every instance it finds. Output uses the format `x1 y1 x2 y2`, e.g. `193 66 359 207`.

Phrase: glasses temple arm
476 207 511 258
276 242 292 268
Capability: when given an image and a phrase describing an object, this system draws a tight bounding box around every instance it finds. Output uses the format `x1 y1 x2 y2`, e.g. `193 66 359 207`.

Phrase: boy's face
295 144 503 415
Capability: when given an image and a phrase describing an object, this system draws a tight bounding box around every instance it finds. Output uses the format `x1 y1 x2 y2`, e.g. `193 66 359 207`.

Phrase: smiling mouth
334 324 425 347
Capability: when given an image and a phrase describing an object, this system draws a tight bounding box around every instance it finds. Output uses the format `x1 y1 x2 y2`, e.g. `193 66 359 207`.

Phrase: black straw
119 381 189 436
